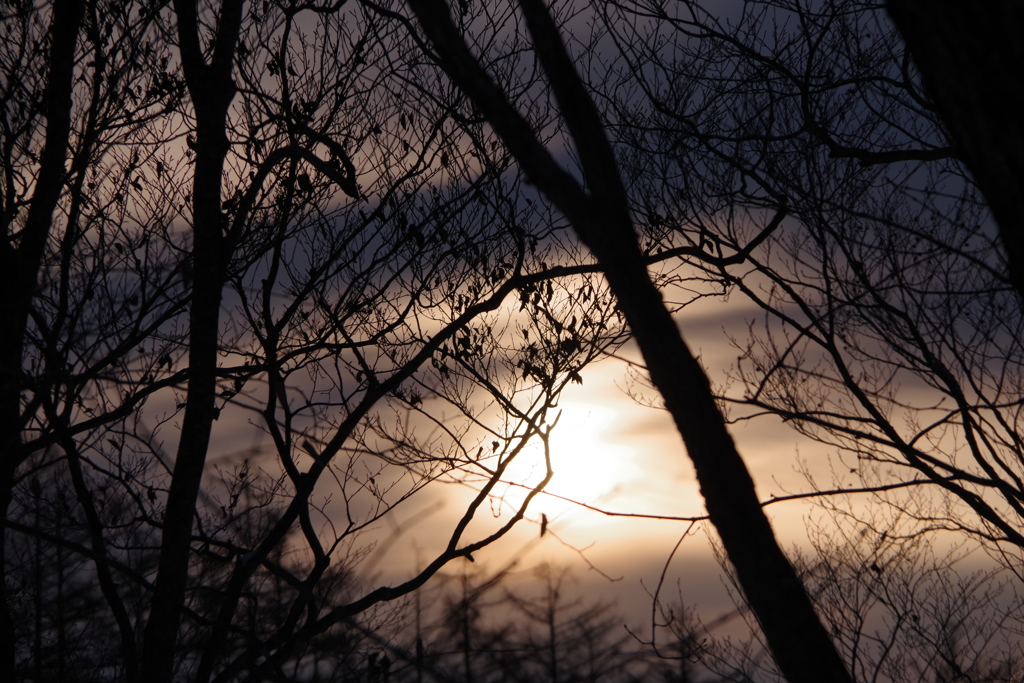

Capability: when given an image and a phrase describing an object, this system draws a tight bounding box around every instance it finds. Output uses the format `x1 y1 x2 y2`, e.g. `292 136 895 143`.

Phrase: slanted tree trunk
886 1 1024 301
0 0 84 670
139 1 245 680
406 1 852 681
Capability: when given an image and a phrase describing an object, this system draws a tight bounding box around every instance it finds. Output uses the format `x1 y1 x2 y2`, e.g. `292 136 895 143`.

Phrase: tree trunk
0 0 84 670
139 1 244 680
886 1 1024 300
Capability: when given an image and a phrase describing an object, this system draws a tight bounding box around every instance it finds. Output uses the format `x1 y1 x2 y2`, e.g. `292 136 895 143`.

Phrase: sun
534 401 635 517
492 382 649 527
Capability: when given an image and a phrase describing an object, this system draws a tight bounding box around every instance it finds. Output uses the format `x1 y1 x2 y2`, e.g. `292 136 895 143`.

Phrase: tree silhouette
381 562 653 683
701 507 1024 683
1 1 626 680
598 0 1024 570
405 0 851 680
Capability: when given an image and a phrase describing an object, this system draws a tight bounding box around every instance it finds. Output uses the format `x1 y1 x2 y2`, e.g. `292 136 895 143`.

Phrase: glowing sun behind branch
500 399 638 523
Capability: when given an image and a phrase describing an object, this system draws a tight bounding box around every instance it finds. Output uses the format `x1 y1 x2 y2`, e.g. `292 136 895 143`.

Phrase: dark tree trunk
138 1 244 680
406 1 852 681
886 1 1024 300
0 0 84 671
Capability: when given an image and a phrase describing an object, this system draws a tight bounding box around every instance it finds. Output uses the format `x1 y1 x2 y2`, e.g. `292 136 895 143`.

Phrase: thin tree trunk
63 435 140 682
886 1 1024 301
406 1 852 681
139 1 244 680
33 494 43 683
462 573 473 683
0 0 84 670
546 589 557 683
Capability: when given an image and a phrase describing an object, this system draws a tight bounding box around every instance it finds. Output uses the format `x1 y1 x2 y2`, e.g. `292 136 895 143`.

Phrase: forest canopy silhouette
3 0 1024 681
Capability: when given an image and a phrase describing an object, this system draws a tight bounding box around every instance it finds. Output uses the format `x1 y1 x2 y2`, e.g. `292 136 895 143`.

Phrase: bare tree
501 564 642 683
2 1 627 680
1 0 183 672
599 0 1024 584
698 507 1024 683
403 0 851 681
376 562 650 683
